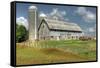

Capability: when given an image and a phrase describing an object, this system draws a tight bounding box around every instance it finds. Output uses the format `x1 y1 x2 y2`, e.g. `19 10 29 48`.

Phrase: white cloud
76 7 96 23
83 11 96 22
46 8 68 21
50 8 58 15
76 7 87 15
88 26 96 32
84 25 96 32
49 8 66 20
50 8 66 16
16 17 28 30
39 12 47 18
88 28 95 32
39 8 68 21
61 11 66 16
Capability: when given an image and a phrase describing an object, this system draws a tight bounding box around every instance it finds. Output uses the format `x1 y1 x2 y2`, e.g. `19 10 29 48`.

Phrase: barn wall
49 31 82 40
38 20 83 40
38 21 50 40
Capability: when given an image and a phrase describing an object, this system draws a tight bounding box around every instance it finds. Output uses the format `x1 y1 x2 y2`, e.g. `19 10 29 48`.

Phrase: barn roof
43 18 82 32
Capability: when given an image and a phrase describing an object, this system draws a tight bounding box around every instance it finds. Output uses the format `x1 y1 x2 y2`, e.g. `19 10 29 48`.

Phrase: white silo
28 5 38 41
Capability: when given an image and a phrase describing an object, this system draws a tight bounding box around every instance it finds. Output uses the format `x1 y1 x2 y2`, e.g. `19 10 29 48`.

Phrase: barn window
51 36 54 38
72 36 73 39
76 36 78 39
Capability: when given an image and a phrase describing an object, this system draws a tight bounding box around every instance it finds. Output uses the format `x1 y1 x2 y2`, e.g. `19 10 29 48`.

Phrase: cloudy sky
16 3 97 36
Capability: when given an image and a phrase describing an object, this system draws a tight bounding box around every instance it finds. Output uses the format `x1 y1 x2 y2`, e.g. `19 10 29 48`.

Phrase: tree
16 24 28 42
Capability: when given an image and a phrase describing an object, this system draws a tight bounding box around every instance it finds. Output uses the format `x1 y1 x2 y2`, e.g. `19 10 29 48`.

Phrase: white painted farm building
28 6 83 41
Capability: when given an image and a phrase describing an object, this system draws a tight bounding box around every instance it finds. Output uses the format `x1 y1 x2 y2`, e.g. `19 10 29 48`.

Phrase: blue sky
16 3 97 36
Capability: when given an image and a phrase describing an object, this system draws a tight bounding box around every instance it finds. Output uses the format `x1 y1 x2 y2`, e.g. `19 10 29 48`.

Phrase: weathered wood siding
39 21 50 40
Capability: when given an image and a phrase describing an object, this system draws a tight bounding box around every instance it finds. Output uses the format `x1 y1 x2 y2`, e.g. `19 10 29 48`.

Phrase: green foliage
16 23 28 42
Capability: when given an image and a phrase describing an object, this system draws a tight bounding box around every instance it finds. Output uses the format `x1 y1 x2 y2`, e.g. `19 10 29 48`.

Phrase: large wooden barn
38 18 83 40
28 5 83 41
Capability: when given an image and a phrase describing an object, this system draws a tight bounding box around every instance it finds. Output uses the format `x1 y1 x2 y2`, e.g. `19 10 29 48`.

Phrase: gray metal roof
44 18 82 32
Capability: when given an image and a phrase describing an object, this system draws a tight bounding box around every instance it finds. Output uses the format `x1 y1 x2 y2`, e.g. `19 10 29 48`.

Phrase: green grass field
16 40 96 65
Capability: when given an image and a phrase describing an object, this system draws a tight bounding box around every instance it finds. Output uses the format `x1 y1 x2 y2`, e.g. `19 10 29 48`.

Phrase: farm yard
16 40 96 65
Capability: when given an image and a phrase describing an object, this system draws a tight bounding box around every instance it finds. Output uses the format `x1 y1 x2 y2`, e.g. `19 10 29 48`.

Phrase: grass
16 40 96 65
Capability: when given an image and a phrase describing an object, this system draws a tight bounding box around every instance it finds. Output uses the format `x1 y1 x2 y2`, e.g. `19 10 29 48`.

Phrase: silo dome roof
29 6 37 10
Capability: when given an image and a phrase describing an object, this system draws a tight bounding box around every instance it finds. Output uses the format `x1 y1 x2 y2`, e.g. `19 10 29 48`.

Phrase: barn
28 5 83 41
38 18 83 40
